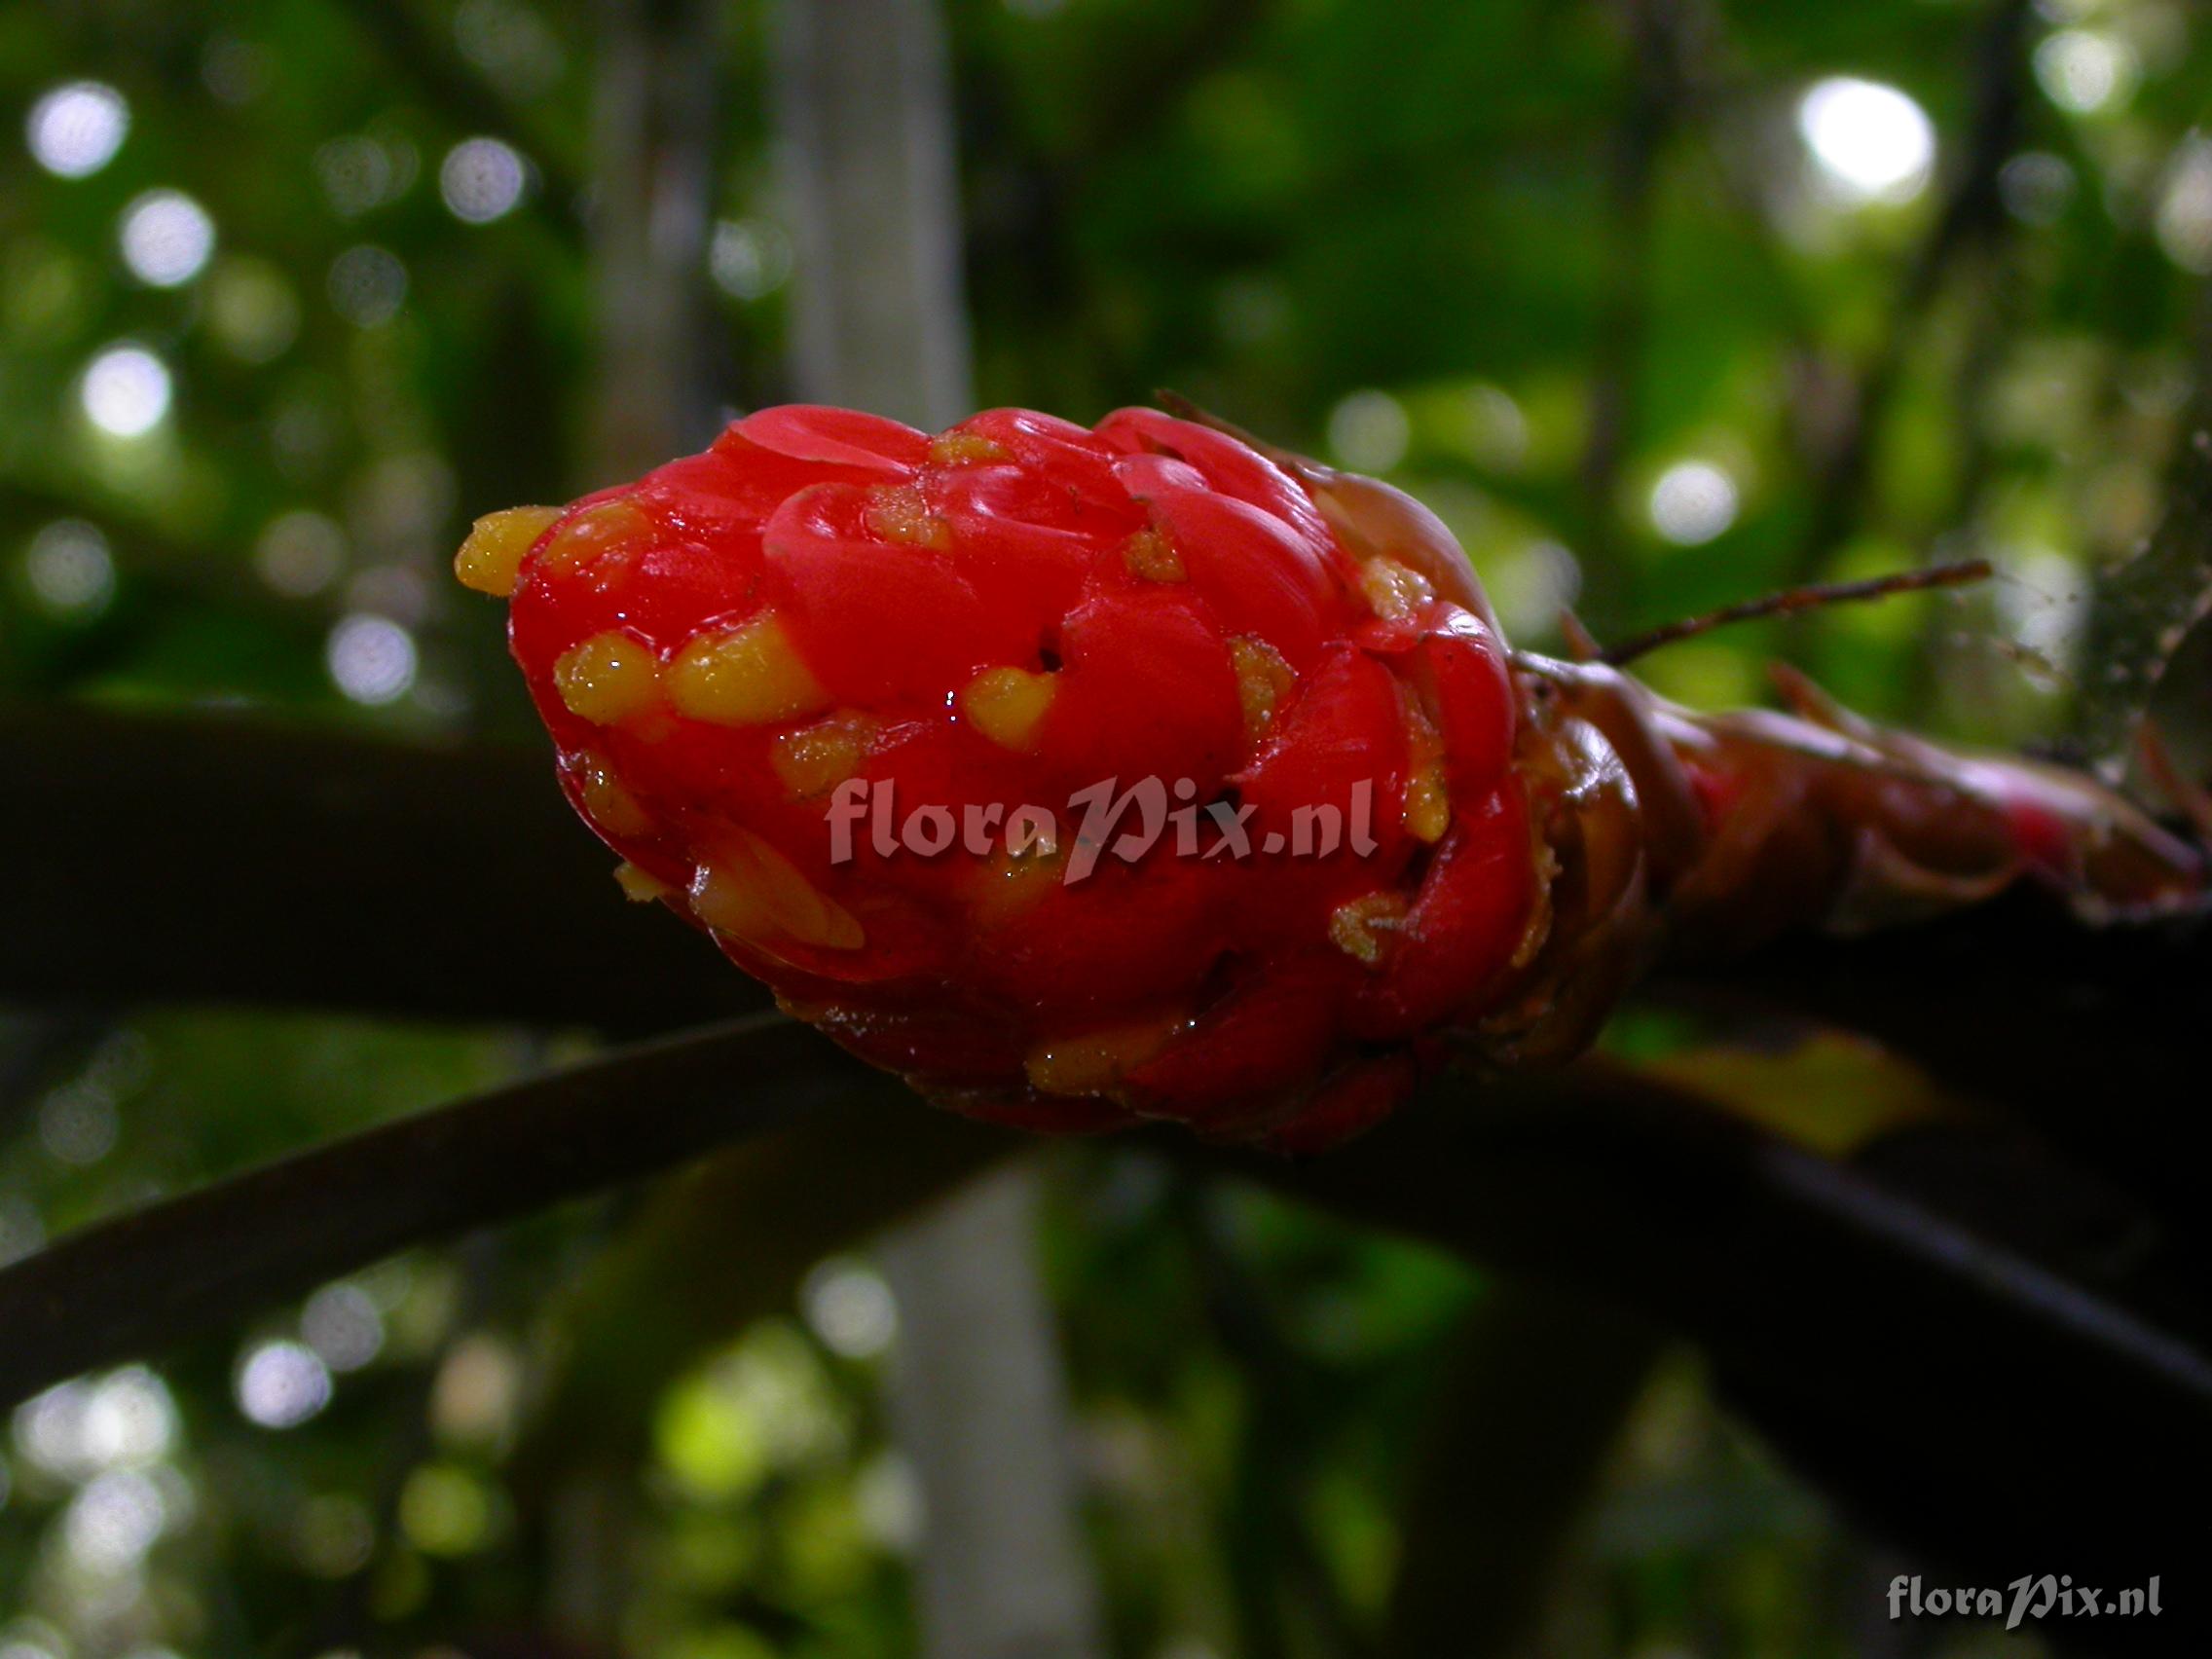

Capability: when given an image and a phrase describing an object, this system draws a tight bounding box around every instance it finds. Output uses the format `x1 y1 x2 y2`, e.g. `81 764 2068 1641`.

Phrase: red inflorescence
460 405 1536 1148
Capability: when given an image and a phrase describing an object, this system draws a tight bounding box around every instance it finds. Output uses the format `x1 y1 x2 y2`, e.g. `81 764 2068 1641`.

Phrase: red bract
457 405 1530 1146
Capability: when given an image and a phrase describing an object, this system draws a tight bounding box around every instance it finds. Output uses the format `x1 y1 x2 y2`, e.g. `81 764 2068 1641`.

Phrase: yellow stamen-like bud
1122 529 1186 583
1024 1015 1184 1097
1329 892 1408 965
1229 636 1296 744
772 711 878 799
1360 557 1434 621
667 613 830 727
1405 770 1450 843
927 431 1008 465
553 631 662 726
454 505 562 598
866 484 951 549
961 666 1057 752
1403 705 1452 843
572 751 653 836
971 837 1067 926
690 830 865 950
613 862 673 903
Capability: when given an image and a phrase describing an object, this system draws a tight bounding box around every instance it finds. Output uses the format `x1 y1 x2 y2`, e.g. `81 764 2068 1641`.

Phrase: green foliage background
3 0 2207 1652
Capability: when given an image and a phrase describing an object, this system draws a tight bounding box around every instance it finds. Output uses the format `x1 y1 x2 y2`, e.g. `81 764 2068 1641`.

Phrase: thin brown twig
2135 719 2212 846
1597 559 1992 666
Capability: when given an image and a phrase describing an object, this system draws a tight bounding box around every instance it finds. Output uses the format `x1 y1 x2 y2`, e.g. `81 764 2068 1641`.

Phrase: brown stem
1385 1284 1663 1657
11 701 2212 1148
0 1014 882 1409
0 702 750 1033
1597 560 1991 666
0 1016 2202 1602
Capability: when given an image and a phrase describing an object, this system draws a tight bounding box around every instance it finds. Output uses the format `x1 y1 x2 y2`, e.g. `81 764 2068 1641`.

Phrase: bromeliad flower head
458 405 1534 1147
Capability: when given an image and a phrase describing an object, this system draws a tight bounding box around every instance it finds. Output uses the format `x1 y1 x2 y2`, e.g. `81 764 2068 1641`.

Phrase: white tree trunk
555 0 721 1637
774 5 1106 1656
589 0 719 482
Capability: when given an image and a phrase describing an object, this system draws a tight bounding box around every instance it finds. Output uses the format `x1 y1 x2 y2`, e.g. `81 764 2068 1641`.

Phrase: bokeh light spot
399 1463 495 1556
455 0 568 98
1327 389 1411 473
64 1469 167 1571
82 1368 178 1470
14 1382 95 1478
1796 77 1936 205
315 133 416 217
254 510 348 597
328 245 408 327
1490 538 1583 638
430 1335 521 1447
119 190 216 287
440 136 527 223
710 219 794 300
202 35 275 105
1648 461 1740 545
80 346 172 438
2034 29 2137 117
38 1082 118 1165
26 82 128 178
326 613 419 705
294 1493 376 1578
2157 138 2212 276
303 1282 386 1372
206 256 303 362
801 1258 899 1359
24 520 116 617
237 1339 333 1428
